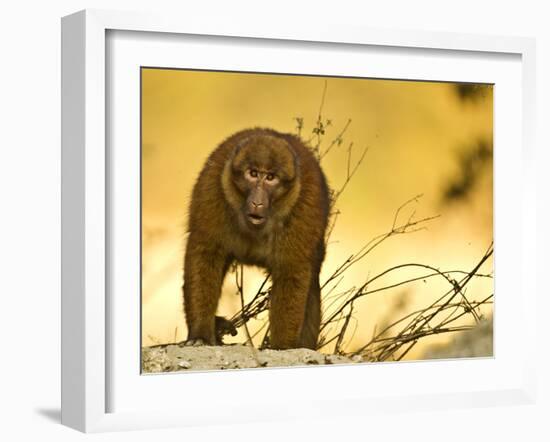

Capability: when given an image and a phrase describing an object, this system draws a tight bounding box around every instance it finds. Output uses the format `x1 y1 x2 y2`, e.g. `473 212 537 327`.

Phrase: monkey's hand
180 338 207 347
215 316 238 345
180 317 237 347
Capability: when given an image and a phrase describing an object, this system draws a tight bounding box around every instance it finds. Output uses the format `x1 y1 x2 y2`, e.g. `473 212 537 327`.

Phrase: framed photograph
61 9 537 432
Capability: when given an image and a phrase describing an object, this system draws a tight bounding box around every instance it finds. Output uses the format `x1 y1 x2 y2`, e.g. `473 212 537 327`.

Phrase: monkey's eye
249 169 258 178
265 173 280 185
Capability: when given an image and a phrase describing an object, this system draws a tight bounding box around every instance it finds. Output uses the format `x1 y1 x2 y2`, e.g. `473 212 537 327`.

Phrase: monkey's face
229 135 297 230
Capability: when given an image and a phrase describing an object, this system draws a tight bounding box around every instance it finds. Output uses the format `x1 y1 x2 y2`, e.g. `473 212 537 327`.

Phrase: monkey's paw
180 338 207 347
215 316 238 341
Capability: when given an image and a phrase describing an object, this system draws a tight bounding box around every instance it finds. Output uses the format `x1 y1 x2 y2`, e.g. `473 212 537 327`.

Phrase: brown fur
183 128 330 349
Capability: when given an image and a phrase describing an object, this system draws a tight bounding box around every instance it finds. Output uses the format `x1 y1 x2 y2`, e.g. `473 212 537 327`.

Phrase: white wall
0 1 547 440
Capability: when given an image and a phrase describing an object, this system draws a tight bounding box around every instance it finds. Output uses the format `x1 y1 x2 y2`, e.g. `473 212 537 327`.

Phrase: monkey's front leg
269 266 312 349
183 237 228 346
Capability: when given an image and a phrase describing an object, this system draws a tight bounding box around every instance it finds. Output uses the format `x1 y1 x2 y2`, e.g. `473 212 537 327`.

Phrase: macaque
183 128 329 349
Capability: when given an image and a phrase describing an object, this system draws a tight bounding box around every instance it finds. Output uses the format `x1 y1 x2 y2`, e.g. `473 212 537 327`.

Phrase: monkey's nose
252 201 264 208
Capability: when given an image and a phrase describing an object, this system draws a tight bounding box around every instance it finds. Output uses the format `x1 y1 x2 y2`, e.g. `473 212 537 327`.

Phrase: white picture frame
61 9 537 433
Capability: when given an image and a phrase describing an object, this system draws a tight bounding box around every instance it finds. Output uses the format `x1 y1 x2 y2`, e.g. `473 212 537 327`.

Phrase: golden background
141 68 493 359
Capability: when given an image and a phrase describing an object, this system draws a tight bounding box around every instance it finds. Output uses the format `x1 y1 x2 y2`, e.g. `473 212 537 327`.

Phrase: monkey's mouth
247 213 266 226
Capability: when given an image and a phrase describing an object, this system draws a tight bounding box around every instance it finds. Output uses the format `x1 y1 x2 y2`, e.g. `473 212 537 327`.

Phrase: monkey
182 127 330 350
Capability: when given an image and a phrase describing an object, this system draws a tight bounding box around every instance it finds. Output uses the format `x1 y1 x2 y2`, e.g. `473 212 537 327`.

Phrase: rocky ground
142 319 493 373
142 344 361 373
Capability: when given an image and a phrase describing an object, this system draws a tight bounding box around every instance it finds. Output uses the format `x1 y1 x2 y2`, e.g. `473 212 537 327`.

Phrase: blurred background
141 68 493 360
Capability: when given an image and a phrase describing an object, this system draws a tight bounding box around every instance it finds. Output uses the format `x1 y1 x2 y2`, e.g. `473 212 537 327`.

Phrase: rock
141 347 173 373
177 360 191 369
325 354 354 364
303 353 320 364
141 344 361 373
